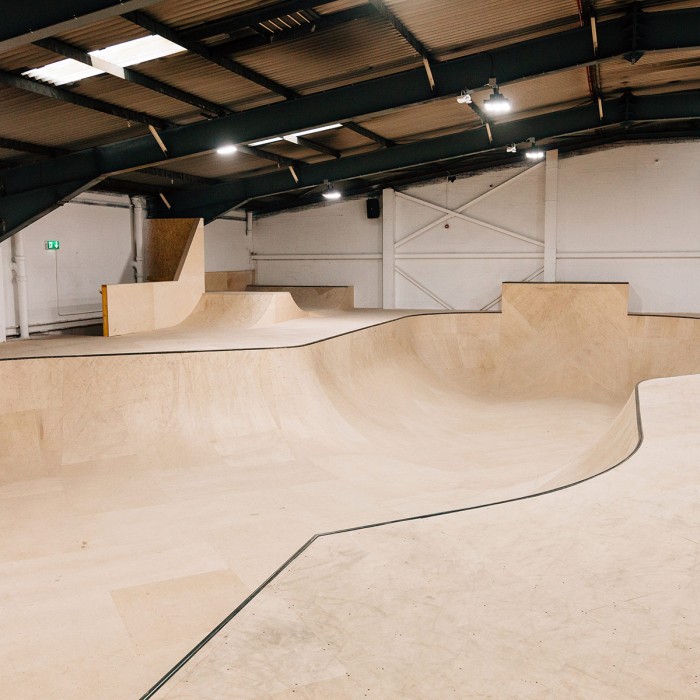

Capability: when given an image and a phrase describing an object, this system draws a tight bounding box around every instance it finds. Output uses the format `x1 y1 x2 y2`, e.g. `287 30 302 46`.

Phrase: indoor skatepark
1 1 700 698
2 272 700 698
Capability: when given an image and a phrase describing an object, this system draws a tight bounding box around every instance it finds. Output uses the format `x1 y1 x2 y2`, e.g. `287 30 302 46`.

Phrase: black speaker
366 198 380 219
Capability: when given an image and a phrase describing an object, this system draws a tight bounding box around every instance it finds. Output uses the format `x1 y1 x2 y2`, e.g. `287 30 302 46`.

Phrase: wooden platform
1 283 699 699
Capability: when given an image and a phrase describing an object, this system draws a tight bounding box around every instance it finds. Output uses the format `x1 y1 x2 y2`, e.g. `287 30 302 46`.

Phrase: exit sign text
45 240 60 250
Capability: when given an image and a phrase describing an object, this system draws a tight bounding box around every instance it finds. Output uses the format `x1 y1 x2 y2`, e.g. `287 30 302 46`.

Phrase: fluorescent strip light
22 35 185 86
248 124 343 148
292 123 342 138
248 137 283 147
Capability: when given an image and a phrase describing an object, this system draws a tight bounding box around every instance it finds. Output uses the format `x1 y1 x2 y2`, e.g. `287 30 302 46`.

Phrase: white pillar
544 149 559 283
131 196 145 282
11 233 29 339
382 188 396 309
0 243 6 343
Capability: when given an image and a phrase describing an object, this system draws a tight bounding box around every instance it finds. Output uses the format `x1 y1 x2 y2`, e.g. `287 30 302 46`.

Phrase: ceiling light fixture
216 144 238 155
525 137 545 161
456 89 472 105
483 77 511 115
322 181 342 200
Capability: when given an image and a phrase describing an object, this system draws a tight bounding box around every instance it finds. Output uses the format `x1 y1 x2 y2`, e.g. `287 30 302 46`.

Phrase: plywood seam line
394 266 454 310
394 164 544 248
396 190 545 248
138 384 645 700
480 266 545 311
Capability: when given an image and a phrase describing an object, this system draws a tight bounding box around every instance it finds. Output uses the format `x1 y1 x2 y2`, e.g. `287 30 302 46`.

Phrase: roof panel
135 52 277 110
0 84 149 150
235 16 420 96
382 0 581 56
358 97 483 142
600 48 700 95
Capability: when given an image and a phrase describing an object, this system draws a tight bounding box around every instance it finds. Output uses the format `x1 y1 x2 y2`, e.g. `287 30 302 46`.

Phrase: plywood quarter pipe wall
2 283 700 699
101 218 204 337
246 285 355 311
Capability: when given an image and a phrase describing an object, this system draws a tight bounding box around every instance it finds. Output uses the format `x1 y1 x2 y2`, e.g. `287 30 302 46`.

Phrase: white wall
253 197 383 308
253 141 700 313
2 197 248 337
204 217 249 272
3 193 133 335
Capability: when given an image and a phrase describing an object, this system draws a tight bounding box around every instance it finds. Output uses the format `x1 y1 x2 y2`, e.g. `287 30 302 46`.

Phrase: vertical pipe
0 243 6 343
246 211 254 283
131 196 145 283
382 188 396 309
544 149 559 283
11 233 29 339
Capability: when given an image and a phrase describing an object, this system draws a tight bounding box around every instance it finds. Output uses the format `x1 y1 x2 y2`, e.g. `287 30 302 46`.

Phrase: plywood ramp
246 285 355 311
1 283 700 699
154 376 700 700
102 219 204 337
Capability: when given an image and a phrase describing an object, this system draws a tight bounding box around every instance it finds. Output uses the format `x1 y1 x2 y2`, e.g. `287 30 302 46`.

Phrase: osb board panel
144 219 199 283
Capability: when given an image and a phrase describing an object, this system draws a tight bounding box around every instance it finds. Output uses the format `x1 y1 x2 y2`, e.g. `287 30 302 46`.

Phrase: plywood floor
1 284 699 699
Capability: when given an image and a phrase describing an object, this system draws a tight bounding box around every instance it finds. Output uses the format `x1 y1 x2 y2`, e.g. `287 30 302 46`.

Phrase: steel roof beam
1 7 699 200
34 37 229 118
152 90 700 221
0 137 67 157
0 0 159 52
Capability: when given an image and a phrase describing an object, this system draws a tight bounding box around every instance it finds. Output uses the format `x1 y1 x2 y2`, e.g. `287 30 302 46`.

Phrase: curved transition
1 283 700 699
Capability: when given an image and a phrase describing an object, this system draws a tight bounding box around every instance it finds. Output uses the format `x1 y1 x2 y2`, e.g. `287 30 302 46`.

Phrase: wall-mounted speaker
366 198 380 219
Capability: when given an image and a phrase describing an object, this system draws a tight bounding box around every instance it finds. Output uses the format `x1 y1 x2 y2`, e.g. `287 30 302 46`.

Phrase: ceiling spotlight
322 181 342 200
216 144 237 155
525 137 545 161
456 89 472 105
483 77 511 115
506 144 517 154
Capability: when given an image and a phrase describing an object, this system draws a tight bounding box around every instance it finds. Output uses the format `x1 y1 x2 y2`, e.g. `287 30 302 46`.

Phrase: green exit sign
45 240 60 250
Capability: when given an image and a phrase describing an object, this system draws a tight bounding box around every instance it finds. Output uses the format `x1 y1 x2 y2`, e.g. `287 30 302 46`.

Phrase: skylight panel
22 35 186 86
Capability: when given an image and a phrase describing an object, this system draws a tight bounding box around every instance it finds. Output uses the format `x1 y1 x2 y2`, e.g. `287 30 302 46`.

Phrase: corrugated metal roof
600 49 700 94
149 0 273 32
52 17 148 52
0 84 149 149
382 0 581 56
358 97 483 142
73 72 203 123
235 16 420 96
135 52 276 110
